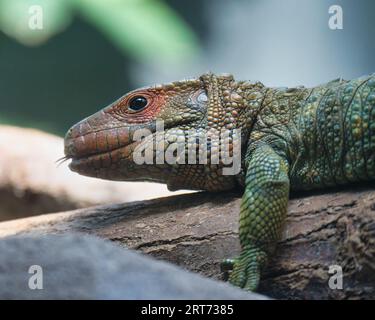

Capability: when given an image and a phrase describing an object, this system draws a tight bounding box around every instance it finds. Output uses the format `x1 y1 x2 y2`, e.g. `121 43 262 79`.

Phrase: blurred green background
0 0 374 136
0 0 202 135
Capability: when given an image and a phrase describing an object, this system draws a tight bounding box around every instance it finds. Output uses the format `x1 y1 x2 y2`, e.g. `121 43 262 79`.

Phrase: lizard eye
128 96 148 112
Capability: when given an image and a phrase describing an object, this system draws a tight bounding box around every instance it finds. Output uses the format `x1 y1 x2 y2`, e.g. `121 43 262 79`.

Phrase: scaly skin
64 73 375 291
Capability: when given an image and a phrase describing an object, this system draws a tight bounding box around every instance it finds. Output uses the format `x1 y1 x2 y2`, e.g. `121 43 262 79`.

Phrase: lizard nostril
63 126 79 157
64 125 76 139
66 128 73 138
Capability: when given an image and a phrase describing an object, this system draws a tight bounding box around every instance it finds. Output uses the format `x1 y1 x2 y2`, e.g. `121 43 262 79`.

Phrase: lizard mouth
66 141 141 179
64 125 138 175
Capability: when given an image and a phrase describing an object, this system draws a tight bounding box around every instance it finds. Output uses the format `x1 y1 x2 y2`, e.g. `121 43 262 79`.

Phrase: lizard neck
166 78 270 192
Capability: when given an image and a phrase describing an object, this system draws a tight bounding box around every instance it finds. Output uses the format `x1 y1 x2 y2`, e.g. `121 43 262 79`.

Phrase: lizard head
64 73 263 191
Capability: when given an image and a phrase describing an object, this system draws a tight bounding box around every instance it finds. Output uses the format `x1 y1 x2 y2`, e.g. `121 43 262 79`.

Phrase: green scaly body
64 73 375 291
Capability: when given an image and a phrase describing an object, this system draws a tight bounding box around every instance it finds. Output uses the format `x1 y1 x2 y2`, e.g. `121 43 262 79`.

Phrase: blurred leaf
0 0 73 45
71 0 199 63
0 0 199 62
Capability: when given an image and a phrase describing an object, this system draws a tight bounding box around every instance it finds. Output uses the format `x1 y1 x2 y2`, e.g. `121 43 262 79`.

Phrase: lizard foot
226 246 267 291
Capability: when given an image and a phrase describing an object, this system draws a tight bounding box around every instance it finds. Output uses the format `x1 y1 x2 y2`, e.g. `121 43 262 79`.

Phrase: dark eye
128 96 148 111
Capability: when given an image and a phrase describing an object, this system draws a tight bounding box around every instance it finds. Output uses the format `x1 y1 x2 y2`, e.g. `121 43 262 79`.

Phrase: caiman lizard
64 73 375 291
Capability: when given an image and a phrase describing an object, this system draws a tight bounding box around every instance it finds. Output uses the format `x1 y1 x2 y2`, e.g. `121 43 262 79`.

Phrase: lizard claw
226 247 267 291
220 258 236 272
220 258 236 281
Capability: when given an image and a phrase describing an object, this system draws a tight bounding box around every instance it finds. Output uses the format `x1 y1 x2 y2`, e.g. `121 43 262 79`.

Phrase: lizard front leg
227 143 290 291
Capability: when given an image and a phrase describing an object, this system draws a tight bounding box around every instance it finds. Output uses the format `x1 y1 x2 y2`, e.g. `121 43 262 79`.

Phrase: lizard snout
63 122 100 160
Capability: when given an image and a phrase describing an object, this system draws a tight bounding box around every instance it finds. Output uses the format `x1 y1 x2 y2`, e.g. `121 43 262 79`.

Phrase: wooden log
0 187 374 299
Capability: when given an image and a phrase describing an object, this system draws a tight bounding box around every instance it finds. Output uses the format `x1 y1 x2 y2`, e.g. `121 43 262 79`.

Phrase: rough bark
0 186 374 299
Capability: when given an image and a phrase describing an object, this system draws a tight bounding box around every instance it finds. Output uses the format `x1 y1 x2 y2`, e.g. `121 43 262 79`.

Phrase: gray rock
0 234 267 299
